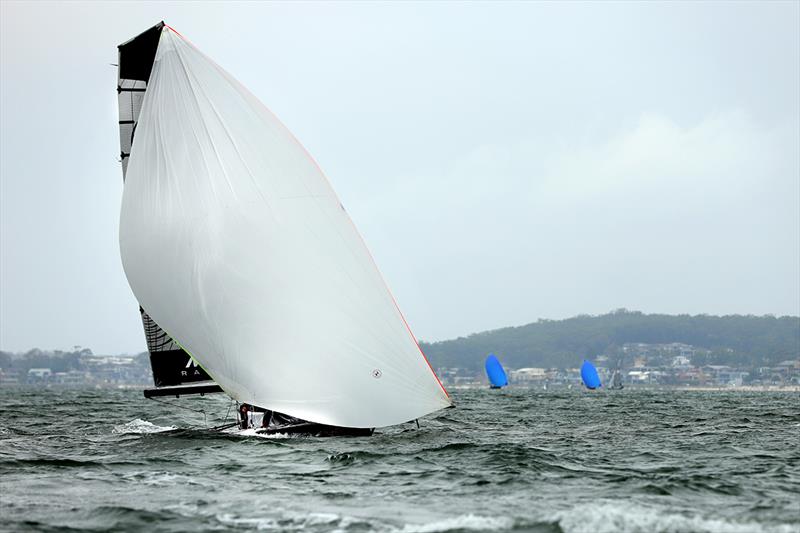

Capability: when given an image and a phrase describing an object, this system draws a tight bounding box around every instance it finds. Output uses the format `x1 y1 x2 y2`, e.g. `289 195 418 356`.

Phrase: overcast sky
1 1 798 354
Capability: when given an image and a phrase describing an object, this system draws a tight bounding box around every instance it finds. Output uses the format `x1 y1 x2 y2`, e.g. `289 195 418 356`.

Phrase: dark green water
0 388 798 532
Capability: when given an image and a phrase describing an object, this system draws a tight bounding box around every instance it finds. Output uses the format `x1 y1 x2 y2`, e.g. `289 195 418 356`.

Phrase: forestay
120 27 451 428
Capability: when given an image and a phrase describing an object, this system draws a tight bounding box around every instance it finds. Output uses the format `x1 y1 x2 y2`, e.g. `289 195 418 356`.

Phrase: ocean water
0 388 798 533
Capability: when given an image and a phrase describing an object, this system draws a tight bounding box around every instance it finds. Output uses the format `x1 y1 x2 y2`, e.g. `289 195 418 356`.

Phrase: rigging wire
222 398 234 425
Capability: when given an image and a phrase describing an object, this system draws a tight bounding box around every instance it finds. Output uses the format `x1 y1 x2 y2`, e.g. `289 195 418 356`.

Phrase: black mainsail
117 22 221 398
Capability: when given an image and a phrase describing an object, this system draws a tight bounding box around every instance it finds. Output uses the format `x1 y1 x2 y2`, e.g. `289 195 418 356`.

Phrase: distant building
672 356 691 368
0 369 20 385
623 342 705 368
52 371 88 386
627 370 652 384
702 365 750 387
512 368 548 383
27 368 52 381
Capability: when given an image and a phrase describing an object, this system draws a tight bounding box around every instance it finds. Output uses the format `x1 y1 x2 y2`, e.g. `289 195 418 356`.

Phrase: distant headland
420 310 799 388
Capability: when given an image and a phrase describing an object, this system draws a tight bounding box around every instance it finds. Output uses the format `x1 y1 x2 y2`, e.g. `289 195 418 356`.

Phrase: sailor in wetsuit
238 403 272 429
238 404 249 429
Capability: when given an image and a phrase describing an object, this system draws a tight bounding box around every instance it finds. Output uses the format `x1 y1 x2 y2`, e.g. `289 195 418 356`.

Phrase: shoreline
447 384 800 392
2 383 798 393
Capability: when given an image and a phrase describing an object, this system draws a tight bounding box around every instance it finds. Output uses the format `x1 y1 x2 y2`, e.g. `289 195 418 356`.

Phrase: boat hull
256 423 374 437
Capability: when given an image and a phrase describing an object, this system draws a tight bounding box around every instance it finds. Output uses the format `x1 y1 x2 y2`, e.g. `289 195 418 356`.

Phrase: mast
116 22 222 398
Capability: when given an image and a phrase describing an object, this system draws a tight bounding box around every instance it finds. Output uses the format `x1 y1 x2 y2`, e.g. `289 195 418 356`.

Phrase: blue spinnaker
581 360 602 389
485 354 508 388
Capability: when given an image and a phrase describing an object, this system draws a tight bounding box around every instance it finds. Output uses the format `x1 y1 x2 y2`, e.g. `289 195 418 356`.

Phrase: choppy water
0 388 798 532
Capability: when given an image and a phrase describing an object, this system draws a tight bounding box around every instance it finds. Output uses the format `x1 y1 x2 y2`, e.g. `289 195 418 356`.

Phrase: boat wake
222 426 294 439
215 511 514 533
112 419 177 435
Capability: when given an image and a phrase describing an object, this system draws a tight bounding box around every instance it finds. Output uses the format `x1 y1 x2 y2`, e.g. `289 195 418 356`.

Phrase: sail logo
182 357 203 377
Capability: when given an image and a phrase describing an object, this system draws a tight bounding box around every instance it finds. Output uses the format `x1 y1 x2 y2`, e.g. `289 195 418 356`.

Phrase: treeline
0 348 93 374
0 348 149 376
419 310 800 371
3 310 797 375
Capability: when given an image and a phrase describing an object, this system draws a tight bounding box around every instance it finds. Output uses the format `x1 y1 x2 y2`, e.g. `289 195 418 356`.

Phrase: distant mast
485 354 509 389
609 369 624 390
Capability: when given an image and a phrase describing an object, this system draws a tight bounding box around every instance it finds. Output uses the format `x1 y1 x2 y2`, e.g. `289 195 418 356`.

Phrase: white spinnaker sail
120 27 451 428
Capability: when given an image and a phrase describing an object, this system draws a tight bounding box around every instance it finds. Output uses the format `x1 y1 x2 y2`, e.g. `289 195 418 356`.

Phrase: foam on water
224 427 294 439
551 501 798 533
215 511 361 531
119 470 208 487
112 418 177 434
400 514 514 533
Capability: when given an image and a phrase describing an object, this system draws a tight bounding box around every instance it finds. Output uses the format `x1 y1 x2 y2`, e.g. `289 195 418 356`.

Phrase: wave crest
113 419 176 434
551 502 796 533
401 515 515 533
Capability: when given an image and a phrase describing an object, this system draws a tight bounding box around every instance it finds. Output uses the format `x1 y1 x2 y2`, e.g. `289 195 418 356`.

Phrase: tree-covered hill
419 310 800 370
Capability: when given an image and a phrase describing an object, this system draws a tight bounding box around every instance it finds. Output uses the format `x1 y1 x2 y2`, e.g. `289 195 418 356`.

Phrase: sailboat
484 354 508 389
609 369 624 390
580 360 601 390
115 22 452 435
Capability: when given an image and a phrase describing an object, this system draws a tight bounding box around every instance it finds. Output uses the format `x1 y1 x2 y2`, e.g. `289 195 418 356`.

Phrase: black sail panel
117 22 222 397
140 308 215 387
118 22 163 82
117 21 163 175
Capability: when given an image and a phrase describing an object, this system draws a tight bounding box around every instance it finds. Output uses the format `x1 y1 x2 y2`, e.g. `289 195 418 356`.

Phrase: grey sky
1 1 798 355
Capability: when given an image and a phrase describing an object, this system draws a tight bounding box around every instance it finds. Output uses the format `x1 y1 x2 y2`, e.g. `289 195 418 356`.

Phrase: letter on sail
119 25 452 428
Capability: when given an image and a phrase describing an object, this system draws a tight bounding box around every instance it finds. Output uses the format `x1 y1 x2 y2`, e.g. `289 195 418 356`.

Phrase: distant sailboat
485 354 508 389
115 22 452 434
580 360 602 390
609 369 624 390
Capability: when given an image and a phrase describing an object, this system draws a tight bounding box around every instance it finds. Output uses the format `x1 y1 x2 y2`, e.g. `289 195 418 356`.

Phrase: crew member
238 403 272 429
